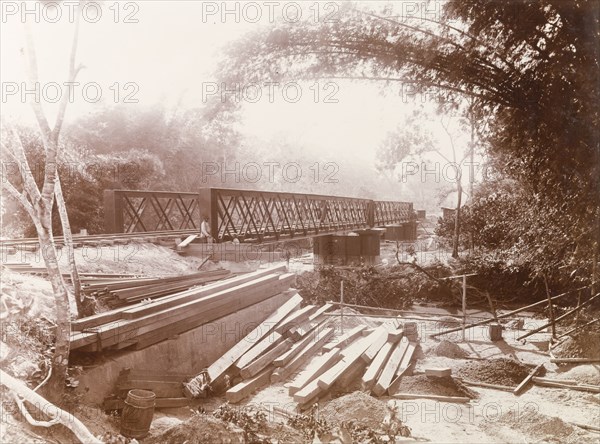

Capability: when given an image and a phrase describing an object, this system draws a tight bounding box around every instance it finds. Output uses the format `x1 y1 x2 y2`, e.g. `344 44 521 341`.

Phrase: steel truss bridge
104 188 414 243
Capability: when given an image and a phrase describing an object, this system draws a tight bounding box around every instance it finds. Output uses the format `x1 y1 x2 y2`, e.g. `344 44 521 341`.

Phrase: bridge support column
313 230 381 266
198 188 217 239
104 190 124 233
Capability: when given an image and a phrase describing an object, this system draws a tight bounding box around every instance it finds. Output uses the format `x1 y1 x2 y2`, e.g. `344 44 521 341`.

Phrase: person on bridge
200 216 213 244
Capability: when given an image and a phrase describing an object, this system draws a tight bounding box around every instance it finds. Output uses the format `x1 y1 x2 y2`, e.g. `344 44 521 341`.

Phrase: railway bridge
104 188 414 243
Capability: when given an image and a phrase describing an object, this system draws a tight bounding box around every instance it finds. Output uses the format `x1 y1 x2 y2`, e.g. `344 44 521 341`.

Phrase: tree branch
1 370 101 444
1 179 36 219
52 3 82 143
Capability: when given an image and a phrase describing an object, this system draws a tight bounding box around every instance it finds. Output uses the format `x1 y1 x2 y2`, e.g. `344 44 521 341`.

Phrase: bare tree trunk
452 182 462 259
55 178 84 318
35 219 71 400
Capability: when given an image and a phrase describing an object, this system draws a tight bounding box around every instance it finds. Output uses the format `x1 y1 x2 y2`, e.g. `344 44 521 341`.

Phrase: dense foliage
221 0 599 284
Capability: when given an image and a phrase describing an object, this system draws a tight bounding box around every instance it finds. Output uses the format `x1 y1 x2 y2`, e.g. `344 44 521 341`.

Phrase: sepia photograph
0 1 599 442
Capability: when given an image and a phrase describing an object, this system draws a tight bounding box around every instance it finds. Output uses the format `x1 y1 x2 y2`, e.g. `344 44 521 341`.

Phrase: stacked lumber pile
103 369 191 411
4 263 139 280
80 269 232 307
5 263 234 308
70 265 294 352
184 297 419 407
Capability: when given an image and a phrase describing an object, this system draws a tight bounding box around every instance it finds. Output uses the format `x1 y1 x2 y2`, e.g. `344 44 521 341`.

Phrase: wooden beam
188 293 302 391
274 321 328 368
293 378 321 404
177 234 198 248
322 325 366 352
120 266 287 321
275 305 319 335
372 339 409 397
360 325 393 362
549 357 600 364
361 341 394 391
288 348 341 395
225 366 274 404
240 339 293 379
77 274 295 352
271 327 335 383
71 274 286 349
532 377 600 393
235 332 284 371
317 328 387 391
395 342 417 377
393 393 470 403
514 363 544 395
308 303 334 322
424 368 452 378
455 378 515 392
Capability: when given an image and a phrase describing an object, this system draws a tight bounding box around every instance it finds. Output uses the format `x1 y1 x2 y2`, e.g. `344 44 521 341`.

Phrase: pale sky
1 1 469 169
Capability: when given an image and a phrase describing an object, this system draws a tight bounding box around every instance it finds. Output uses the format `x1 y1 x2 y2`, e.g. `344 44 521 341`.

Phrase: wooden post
431 285 593 338
575 290 582 327
462 275 467 341
340 280 344 334
543 274 556 339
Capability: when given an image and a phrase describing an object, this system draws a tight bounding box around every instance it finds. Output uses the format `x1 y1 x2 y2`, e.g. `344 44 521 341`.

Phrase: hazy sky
1 1 466 168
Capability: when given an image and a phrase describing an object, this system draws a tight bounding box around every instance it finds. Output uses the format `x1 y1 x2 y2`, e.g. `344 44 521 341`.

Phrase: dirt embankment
394 374 477 398
553 332 600 360
319 391 389 430
456 358 533 386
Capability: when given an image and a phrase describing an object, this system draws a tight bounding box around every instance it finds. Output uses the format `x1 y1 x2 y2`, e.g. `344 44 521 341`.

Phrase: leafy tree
220 0 599 285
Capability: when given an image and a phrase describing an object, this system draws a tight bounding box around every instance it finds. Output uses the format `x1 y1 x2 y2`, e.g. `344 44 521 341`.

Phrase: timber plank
122 266 286 319
226 366 273 404
271 327 335 383
361 325 392 362
78 276 291 352
361 340 395 391
372 339 409 396
293 378 322 404
203 293 303 383
240 339 293 379
288 348 341 395
274 319 330 367
72 274 282 347
514 363 544 395
122 290 295 351
275 305 319 335
72 274 292 350
322 325 366 352
235 333 284 370
317 328 386 391
177 234 198 248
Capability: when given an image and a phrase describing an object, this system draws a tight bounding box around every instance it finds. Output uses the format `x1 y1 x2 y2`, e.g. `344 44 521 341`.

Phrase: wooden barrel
120 389 156 439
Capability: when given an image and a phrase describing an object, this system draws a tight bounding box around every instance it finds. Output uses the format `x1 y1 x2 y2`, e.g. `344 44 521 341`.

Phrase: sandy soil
236 312 600 444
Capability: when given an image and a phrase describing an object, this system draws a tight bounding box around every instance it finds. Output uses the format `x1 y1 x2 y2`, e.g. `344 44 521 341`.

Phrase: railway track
0 229 198 249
